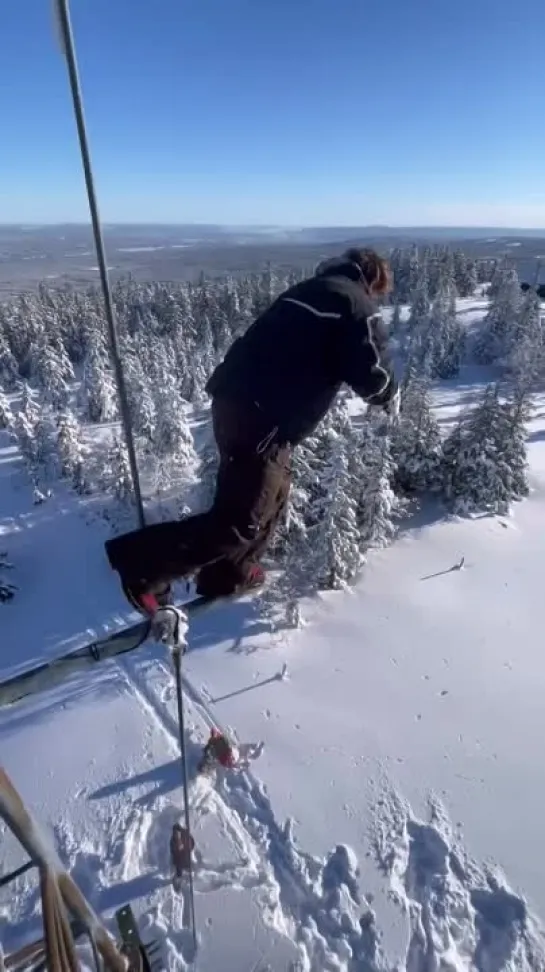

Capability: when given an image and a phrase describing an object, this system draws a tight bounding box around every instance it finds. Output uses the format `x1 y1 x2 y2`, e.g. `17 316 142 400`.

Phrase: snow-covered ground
3 297 545 970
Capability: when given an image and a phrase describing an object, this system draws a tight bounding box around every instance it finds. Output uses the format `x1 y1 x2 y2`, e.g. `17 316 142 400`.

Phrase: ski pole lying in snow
0 767 129 972
151 606 198 956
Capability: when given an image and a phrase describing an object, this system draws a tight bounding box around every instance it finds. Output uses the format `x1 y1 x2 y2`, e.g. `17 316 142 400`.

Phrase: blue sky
1 0 544 227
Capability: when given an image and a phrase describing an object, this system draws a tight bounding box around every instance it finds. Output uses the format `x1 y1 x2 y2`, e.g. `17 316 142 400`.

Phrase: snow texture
2 277 545 971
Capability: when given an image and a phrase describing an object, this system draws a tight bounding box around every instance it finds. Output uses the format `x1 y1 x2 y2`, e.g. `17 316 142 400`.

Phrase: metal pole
172 644 198 955
53 0 145 528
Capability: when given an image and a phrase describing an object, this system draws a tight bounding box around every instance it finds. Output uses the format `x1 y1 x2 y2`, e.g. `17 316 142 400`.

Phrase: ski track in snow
7 643 544 971
115 647 385 971
372 788 545 972
78 646 545 972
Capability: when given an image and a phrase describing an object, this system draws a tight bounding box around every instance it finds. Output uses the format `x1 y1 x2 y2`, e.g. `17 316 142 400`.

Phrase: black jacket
206 259 398 447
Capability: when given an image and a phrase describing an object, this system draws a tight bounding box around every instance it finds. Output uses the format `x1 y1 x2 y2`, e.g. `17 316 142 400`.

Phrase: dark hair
344 247 392 296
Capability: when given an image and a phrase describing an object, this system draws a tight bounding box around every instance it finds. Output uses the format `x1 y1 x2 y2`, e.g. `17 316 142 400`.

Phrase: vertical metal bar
172 645 198 955
53 0 145 528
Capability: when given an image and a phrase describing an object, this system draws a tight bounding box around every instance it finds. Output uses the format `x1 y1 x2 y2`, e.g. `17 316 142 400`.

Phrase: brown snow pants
105 398 291 597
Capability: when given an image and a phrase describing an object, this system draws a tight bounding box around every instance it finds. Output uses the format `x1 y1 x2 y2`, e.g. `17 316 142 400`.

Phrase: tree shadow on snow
395 495 447 539
527 427 545 444
96 872 168 914
396 494 505 539
187 598 271 655
0 497 136 677
0 666 126 737
89 757 183 806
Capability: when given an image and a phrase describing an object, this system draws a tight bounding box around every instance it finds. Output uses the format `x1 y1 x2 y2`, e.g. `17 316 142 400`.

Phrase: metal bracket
150 607 189 651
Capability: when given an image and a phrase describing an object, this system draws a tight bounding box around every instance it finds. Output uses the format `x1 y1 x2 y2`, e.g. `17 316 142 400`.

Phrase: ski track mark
117 648 385 972
372 789 545 972
115 653 268 967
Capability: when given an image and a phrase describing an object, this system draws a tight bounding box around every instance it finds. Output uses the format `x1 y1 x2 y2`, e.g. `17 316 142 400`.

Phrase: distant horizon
1 222 545 234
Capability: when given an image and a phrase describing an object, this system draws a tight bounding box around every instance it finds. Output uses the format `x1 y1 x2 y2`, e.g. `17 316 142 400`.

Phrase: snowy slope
3 302 545 970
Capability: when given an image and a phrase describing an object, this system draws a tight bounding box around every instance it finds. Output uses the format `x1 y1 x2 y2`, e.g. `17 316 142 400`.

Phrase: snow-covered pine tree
258 432 318 629
51 331 76 381
232 275 258 337
193 273 214 330
0 326 19 389
405 260 432 364
407 260 431 332
453 250 478 297
12 382 41 470
486 259 503 300
103 436 135 507
194 423 220 513
441 384 529 515
252 264 280 317
148 340 198 485
423 283 450 375
0 550 16 602
56 409 90 494
404 321 433 380
391 373 442 493
174 340 193 405
154 395 190 462
0 386 14 430
425 246 443 300
214 279 239 354
33 407 59 482
317 441 362 589
437 294 466 378
437 318 466 379
474 263 521 364
270 401 361 599
121 336 157 442
192 355 213 404
408 244 421 298
31 332 73 410
442 248 457 296
57 291 89 365
0 296 36 379
271 429 322 564
506 286 542 388
501 393 532 501
356 412 399 551
82 338 118 423
161 277 223 402
439 413 467 510
428 279 466 379
300 403 363 590
11 383 56 491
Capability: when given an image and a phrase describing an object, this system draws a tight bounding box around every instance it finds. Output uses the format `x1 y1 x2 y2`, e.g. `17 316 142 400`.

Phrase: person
105 247 400 615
